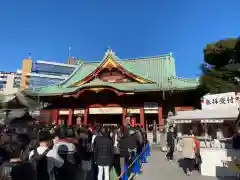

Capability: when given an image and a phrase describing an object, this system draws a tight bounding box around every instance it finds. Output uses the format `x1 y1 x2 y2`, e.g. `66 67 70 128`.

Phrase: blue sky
0 0 239 77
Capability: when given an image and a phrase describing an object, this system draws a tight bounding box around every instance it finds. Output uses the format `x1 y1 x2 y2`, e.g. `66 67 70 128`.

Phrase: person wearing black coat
166 126 175 161
94 127 113 180
0 139 35 180
119 128 138 175
232 128 240 149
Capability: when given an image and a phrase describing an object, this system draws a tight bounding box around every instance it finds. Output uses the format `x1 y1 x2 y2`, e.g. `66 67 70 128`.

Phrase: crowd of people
163 124 240 177
0 123 148 180
165 126 201 176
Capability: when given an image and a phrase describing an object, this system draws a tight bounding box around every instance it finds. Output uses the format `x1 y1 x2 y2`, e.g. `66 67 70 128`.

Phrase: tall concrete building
0 72 20 106
17 56 83 88
0 72 20 91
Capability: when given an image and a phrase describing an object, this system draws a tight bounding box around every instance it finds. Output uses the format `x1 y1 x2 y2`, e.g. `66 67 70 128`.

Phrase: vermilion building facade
24 49 199 130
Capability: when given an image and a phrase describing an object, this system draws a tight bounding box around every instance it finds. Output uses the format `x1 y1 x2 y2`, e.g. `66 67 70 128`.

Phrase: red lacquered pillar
83 108 88 125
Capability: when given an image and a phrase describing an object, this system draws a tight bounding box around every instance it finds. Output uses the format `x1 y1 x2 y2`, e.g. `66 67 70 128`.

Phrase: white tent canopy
168 109 239 124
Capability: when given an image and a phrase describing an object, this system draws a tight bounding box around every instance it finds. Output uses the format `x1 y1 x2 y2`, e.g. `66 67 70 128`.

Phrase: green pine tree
199 37 240 123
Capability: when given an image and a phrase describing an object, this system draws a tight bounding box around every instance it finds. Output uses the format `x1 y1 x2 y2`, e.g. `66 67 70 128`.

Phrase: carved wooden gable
71 49 153 86
98 68 136 83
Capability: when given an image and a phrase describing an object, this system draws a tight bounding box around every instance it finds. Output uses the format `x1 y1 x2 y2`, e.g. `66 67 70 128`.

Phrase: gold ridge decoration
88 88 105 93
135 76 148 83
73 80 87 86
102 57 118 68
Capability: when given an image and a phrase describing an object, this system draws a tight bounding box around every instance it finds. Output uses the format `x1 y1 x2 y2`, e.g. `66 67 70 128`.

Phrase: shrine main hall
24 49 199 129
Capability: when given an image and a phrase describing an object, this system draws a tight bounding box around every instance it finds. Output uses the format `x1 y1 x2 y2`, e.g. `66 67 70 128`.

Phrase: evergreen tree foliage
200 37 240 93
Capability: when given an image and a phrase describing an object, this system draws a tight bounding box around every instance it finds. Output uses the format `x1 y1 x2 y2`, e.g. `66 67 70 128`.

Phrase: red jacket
194 136 200 152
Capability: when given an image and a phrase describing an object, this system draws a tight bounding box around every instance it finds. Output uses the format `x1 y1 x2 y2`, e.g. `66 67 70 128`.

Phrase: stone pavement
135 145 228 180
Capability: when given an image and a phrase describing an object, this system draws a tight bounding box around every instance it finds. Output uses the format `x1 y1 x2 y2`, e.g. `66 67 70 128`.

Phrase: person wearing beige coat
181 134 196 176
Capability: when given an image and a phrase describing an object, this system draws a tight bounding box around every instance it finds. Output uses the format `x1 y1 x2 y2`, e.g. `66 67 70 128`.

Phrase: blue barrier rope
117 148 146 179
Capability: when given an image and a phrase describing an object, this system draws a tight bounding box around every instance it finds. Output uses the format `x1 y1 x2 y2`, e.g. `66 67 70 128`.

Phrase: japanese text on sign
205 96 234 105
201 92 238 110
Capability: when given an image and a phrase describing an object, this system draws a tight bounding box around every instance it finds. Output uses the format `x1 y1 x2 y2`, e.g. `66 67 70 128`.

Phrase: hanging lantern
130 117 136 127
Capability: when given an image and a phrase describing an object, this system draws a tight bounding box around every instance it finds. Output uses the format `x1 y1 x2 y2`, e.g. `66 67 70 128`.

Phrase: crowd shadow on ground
178 158 237 180
177 159 200 174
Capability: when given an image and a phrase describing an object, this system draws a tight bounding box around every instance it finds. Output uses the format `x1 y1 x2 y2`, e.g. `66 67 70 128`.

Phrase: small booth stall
170 108 238 139
168 92 240 178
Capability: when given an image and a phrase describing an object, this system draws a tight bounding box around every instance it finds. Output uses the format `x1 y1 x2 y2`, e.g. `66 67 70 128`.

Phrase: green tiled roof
168 77 199 90
61 51 176 87
24 50 199 96
24 86 77 96
25 79 160 96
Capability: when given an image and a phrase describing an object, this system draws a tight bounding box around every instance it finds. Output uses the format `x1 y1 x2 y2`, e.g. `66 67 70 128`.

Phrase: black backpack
55 151 77 180
30 148 50 180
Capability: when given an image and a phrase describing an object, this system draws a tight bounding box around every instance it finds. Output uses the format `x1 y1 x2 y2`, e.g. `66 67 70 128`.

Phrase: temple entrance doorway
59 115 68 125
145 114 158 132
88 114 122 126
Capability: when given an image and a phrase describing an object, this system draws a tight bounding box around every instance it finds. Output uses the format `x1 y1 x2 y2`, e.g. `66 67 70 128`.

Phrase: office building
0 72 20 91
17 56 82 88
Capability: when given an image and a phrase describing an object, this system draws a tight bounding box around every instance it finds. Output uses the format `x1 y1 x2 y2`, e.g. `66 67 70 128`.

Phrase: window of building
27 76 63 87
32 63 75 75
0 82 6 88
13 76 21 88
